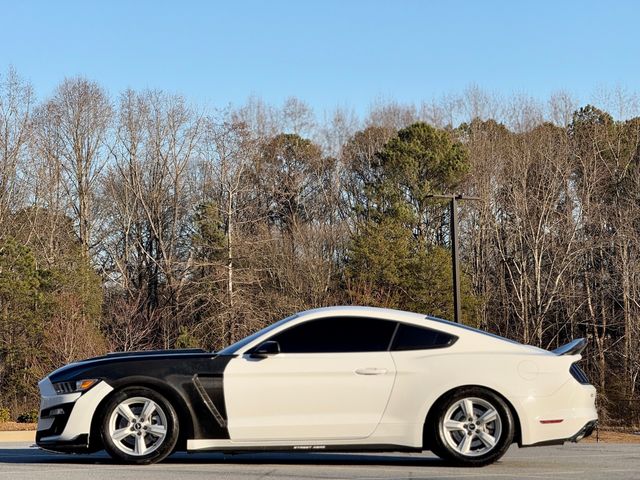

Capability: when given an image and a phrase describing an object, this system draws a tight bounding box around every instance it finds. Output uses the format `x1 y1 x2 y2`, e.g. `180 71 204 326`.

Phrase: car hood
47 348 217 383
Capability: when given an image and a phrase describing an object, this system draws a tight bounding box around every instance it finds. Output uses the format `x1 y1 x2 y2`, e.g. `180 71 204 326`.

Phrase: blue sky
2 0 638 115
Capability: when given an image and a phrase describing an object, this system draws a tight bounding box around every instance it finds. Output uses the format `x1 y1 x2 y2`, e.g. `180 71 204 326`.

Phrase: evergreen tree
0 238 45 409
346 122 479 323
0 210 105 413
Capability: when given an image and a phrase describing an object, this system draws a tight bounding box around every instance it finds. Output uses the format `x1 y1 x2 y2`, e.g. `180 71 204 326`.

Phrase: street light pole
427 194 480 324
450 195 462 325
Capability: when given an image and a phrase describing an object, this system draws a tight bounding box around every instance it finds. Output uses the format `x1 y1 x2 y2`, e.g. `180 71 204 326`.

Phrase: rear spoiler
552 338 587 356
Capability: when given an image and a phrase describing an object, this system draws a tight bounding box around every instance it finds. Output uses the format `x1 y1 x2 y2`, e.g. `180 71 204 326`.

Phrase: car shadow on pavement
0 447 449 467
168 452 449 467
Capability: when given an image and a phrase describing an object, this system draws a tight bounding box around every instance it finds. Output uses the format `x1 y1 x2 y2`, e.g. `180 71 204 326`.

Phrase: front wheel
101 387 179 464
428 387 514 467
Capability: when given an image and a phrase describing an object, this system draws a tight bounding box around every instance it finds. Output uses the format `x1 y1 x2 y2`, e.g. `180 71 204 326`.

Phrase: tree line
0 68 638 426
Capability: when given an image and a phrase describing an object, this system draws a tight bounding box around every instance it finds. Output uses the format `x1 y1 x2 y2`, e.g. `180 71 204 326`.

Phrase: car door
223 316 397 442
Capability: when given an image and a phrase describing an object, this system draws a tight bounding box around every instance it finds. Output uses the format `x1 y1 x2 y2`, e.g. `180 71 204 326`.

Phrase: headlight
53 379 99 394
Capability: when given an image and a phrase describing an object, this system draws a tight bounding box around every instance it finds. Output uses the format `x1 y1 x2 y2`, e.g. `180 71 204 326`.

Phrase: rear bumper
570 419 597 442
518 380 597 446
526 420 597 447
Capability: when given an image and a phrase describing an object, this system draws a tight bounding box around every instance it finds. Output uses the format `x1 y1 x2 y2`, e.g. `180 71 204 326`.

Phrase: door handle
355 368 388 375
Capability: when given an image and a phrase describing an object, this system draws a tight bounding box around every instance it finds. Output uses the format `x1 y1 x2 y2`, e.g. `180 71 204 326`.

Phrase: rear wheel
101 387 179 464
428 387 514 467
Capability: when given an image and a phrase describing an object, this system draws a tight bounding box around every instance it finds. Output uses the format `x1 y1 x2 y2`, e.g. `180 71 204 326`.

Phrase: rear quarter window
391 323 457 351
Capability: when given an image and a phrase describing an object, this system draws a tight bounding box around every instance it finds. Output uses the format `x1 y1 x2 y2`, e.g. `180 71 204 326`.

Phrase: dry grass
0 422 37 431
584 429 640 444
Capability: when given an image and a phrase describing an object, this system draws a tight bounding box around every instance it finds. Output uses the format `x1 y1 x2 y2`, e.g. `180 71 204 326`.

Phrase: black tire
100 387 179 464
427 387 514 467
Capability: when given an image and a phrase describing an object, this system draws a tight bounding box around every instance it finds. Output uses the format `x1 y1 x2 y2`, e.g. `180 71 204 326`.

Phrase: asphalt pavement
0 442 638 479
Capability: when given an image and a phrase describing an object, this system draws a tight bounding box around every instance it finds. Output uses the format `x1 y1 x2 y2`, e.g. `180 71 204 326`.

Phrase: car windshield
217 314 299 355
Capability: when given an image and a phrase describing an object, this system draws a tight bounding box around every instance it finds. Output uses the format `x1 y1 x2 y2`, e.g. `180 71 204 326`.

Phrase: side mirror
250 340 280 358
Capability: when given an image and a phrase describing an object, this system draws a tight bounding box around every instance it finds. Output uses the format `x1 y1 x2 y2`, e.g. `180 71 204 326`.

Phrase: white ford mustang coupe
36 306 597 466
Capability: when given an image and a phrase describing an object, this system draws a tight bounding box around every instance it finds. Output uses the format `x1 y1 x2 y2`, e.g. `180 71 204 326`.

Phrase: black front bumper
36 434 90 453
35 403 75 440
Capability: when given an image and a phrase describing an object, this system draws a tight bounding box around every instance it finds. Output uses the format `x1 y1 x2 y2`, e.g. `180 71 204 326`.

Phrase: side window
269 317 397 353
391 323 457 351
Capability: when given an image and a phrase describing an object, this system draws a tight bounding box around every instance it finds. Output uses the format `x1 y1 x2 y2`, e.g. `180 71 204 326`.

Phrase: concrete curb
0 431 36 442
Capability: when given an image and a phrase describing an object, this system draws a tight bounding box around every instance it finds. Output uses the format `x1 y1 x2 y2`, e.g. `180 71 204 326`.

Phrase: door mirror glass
250 340 280 358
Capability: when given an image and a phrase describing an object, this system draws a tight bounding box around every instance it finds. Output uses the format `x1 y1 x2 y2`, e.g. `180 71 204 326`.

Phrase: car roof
296 305 428 323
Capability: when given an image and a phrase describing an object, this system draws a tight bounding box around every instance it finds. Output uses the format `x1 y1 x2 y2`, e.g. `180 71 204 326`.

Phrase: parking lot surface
0 442 638 479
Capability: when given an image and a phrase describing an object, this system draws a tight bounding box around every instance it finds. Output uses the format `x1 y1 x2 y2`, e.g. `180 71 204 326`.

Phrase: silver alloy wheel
441 396 502 457
108 396 168 456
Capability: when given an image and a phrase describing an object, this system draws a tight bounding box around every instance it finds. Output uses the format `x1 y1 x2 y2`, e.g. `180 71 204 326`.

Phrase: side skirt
187 440 422 454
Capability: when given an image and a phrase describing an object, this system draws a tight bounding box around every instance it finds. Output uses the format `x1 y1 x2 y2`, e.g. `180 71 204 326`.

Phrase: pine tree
346 122 479 323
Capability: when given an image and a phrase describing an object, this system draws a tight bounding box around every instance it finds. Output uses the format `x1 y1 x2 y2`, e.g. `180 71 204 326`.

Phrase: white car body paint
224 351 396 441
206 306 597 450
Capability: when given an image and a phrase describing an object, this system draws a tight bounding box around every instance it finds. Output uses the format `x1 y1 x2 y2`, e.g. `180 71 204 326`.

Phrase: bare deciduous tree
0 68 33 237
39 77 112 256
